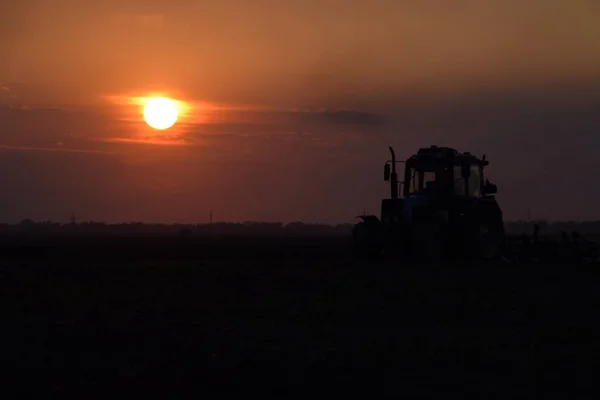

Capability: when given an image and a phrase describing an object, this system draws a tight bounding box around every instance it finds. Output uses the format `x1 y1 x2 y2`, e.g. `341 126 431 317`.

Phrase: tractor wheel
352 221 383 260
411 220 444 264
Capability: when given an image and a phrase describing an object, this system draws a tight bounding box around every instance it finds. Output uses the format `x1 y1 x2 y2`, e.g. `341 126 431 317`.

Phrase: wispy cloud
296 109 389 126
82 103 389 148
0 144 119 156
94 136 196 147
0 85 11 104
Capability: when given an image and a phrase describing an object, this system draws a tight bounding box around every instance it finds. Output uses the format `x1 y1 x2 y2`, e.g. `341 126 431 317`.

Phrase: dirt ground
1 236 598 395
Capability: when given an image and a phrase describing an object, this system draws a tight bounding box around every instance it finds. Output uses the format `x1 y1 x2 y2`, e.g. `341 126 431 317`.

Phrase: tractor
352 145 505 262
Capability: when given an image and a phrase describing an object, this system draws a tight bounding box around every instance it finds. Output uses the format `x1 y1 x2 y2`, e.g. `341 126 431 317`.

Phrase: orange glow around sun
104 93 214 131
143 97 179 130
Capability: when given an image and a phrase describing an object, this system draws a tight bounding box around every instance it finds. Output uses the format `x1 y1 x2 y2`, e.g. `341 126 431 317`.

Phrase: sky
1 0 600 223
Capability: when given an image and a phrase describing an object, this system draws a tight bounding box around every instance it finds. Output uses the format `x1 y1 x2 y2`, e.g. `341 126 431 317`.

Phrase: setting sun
144 97 178 130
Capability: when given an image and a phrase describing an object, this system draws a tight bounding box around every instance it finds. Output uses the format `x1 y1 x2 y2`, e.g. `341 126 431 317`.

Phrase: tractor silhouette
353 146 504 262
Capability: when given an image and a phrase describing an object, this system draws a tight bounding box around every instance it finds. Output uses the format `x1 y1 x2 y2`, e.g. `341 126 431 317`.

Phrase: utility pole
209 209 213 225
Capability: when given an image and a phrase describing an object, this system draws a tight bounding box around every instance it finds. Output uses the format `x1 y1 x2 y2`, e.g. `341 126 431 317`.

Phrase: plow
352 145 600 265
502 227 600 264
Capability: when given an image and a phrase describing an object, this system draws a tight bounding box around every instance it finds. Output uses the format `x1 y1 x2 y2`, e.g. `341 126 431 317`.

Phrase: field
2 235 599 395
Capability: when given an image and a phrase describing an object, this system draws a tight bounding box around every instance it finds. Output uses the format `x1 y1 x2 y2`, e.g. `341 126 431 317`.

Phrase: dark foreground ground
1 235 599 396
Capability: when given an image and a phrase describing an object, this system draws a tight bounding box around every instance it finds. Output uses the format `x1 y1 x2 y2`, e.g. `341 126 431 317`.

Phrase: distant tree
19 219 36 229
179 228 193 236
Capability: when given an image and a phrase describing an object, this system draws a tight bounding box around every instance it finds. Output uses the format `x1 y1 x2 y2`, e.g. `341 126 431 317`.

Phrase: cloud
85 105 390 149
199 108 389 128
0 144 119 156
0 105 129 156
95 136 195 147
0 85 12 103
300 109 388 126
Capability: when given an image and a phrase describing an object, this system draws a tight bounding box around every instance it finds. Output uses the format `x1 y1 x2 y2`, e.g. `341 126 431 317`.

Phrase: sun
143 97 178 130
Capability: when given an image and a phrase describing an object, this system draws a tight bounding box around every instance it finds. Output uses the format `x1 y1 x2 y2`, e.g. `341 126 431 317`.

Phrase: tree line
3 218 600 237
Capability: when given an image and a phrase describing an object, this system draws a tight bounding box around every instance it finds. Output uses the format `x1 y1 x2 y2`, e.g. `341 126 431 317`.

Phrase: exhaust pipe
389 146 398 199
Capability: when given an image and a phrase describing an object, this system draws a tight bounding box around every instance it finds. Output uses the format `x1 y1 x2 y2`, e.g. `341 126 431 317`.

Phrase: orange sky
1 0 600 223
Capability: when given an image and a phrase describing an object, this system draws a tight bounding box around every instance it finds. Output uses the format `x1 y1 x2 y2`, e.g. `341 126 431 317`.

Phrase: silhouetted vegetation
504 220 600 237
1 219 355 237
2 218 600 237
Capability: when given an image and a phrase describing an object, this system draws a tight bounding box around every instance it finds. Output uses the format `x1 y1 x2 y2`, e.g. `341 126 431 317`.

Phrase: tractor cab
400 146 497 199
383 146 497 201
381 145 499 227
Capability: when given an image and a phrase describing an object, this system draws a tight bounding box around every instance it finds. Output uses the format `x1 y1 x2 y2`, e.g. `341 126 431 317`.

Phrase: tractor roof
408 145 487 167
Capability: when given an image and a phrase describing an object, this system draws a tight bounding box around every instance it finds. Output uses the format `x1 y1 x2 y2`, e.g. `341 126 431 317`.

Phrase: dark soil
1 235 598 396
